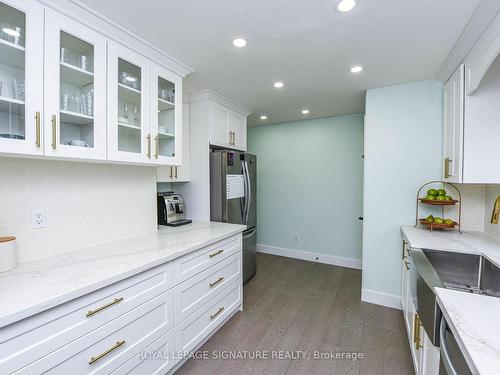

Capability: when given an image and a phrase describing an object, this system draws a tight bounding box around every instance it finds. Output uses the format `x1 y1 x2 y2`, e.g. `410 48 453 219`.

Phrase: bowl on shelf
419 218 457 230
419 198 458 206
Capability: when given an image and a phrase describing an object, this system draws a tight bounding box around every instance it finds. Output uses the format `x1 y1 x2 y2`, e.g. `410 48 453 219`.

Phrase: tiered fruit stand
414 181 462 233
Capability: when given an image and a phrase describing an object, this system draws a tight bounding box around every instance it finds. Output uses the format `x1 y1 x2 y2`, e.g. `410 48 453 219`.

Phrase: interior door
0 0 43 156
44 9 107 160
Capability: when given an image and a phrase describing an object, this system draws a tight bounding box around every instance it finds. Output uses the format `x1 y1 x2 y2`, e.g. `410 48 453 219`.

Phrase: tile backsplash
0 158 157 262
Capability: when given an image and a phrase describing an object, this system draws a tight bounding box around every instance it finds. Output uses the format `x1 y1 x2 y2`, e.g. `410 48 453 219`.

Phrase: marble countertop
436 288 500 375
400 225 500 267
401 225 500 373
0 221 246 328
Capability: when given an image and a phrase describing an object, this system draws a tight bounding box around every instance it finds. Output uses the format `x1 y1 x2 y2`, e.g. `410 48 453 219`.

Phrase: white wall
0 158 157 262
363 80 443 309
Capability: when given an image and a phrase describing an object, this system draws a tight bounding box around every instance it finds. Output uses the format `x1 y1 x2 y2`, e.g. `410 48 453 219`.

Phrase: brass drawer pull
415 315 423 350
89 340 125 364
35 111 41 148
210 306 224 320
209 249 224 258
146 134 151 158
154 135 159 159
209 276 224 288
86 297 124 317
444 157 452 179
51 114 57 149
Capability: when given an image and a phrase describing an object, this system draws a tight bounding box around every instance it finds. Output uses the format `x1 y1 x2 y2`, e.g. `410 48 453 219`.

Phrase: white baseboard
361 288 402 310
257 244 362 270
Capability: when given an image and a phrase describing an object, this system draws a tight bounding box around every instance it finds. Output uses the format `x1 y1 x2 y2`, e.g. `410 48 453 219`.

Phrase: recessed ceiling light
301 109 310 114
350 65 363 73
232 38 248 48
260 115 268 120
336 0 357 12
2 27 20 37
273 81 284 89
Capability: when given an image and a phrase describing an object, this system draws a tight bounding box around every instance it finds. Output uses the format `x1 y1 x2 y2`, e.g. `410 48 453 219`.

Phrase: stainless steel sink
409 248 500 346
422 249 500 297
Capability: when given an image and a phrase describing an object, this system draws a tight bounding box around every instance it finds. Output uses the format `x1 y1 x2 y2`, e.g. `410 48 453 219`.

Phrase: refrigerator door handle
244 160 251 224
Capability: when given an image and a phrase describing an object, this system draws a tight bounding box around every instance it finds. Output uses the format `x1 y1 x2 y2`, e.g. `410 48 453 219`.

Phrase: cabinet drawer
16 290 174 375
174 253 241 324
1 263 173 374
175 281 242 353
173 234 241 285
111 328 176 375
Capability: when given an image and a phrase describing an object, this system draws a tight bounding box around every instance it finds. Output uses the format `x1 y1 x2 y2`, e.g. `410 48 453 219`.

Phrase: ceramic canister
0 236 17 272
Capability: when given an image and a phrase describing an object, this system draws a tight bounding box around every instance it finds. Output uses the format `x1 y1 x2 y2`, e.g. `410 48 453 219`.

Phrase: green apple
434 217 444 224
444 219 454 225
438 189 447 196
427 189 438 196
426 195 436 200
425 215 434 223
445 196 453 201
436 195 446 201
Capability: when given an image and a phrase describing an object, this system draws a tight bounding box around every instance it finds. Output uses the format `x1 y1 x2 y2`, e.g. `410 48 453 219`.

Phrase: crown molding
189 89 252 116
436 0 500 83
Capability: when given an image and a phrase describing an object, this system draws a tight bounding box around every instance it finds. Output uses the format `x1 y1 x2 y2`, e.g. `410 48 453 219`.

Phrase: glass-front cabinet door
151 64 182 165
107 41 150 163
0 0 43 155
44 9 106 160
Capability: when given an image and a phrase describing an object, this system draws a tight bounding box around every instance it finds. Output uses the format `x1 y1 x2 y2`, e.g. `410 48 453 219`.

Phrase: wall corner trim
361 288 402 310
256 244 362 270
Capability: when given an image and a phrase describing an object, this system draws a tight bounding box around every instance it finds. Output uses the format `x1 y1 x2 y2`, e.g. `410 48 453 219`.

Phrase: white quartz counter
0 221 246 328
401 225 500 267
401 225 500 374
436 288 500 375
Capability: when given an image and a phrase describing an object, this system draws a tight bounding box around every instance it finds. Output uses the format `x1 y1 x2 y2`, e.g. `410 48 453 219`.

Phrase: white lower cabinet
1 233 243 375
401 240 440 375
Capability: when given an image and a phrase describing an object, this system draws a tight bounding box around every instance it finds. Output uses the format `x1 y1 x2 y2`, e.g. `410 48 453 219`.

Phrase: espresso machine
157 192 192 227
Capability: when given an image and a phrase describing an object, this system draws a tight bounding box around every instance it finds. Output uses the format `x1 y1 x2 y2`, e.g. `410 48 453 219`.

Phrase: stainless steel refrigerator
210 150 256 284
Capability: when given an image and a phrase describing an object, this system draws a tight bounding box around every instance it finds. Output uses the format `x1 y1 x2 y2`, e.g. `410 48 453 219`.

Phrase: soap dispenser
491 196 500 224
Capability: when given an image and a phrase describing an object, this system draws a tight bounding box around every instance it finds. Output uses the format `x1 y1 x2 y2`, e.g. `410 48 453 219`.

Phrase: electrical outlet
31 210 47 229
293 234 300 243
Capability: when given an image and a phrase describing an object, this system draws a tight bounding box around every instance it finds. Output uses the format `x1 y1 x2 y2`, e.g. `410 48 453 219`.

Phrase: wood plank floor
176 253 414 375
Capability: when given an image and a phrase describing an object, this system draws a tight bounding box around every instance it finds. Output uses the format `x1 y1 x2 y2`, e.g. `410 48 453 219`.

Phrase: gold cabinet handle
228 131 232 145
89 340 125 364
209 249 224 258
444 157 452 179
404 261 410 270
146 134 151 158
35 111 41 148
415 315 423 350
413 314 418 344
402 240 407 260
210 306 224 320
154 135 159 159
51 115 57 149
169 166 173 179
209 276 224 288
232 131 236 145
174 166 178 179
86 297 124 317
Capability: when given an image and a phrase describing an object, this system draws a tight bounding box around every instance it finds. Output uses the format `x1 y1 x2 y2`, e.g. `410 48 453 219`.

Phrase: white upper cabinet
151 63 182 166
107 41 151 164
0 1 189 166
44 9 107 160
209 100 247 151
442 64 464 183
0 0 43 156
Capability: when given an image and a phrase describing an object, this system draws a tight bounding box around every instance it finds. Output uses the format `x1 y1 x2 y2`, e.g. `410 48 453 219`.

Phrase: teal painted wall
362 80 443 298
248 114 364 261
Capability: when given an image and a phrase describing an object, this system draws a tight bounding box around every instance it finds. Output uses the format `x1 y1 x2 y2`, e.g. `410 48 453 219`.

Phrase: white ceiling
79 0 480 126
